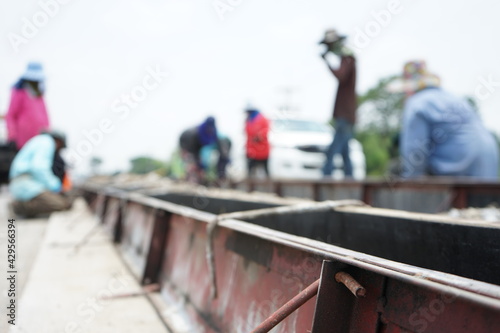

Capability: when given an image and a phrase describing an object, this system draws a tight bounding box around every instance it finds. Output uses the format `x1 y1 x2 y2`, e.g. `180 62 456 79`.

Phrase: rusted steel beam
142 210 170 285
206 215 221 299
274 181 283 197
217 200 363 222
250 278 320 333
311 261 357 333
241 179 500 209
88 189 500 303
361 183 373 206
208 178 500 191
81 186 500 333
381 278 500 333
312 182 321 201
452 186 468 209
101 196 124 243
221 217 500 305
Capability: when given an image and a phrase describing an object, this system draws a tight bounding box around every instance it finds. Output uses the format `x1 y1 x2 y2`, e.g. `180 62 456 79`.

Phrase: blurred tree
356 131 391 176
355 75 405 176
130 156 167 175
90 156 103 175
165 149 186 180
357 75 404 133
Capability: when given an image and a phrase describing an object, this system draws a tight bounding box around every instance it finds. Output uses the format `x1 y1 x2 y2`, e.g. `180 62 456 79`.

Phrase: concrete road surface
0 187 169 333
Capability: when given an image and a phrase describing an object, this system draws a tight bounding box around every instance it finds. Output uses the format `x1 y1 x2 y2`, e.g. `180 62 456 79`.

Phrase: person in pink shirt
6 62 50 150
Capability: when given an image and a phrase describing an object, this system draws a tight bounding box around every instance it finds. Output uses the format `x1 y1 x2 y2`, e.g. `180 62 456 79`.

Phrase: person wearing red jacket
245 107 271 178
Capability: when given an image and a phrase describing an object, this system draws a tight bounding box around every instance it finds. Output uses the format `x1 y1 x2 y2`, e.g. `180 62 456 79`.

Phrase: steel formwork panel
80 186 500 333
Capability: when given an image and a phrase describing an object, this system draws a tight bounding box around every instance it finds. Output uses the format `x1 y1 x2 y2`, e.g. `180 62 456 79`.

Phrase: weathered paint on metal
250 278 320 333
120 202 157 278
102 196 122 242
80 185 500 332
382 278 500 333
142 209 170 285
311 261 385 333
157 213 321 332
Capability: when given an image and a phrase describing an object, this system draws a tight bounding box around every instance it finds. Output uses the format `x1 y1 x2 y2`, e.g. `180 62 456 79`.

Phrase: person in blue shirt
397 61 498 180
9 130 72 217
179 116 220 184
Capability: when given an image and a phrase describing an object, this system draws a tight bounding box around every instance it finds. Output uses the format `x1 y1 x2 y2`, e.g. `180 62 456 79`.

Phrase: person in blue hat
5 62 50 150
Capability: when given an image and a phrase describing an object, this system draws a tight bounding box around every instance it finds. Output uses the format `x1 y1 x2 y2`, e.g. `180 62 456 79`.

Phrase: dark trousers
322 118 354 177
247 158 269 178
12 191 73 218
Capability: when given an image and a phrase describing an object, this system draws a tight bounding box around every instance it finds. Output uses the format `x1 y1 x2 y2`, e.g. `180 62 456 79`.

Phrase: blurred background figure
51 138 72 193
319 29 357 179
0 118 16 185
215 134 232 183
6 62 50 150
9 130 73 218
179 116 221 184
397 60 499 179
198 132 232 186
245 106 270 178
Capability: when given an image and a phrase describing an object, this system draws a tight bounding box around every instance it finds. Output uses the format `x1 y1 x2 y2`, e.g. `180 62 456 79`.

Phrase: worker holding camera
320 29 357 178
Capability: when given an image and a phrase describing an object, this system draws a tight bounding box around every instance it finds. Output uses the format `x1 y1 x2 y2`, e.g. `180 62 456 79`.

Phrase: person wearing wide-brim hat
387 60 441 95
5 62 50 150
319 29 357 178
319 29 347 54
397 60 498 179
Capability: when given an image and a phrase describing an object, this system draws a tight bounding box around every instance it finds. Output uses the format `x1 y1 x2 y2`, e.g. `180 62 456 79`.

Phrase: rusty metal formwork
236 178 500 213
82 183 500 333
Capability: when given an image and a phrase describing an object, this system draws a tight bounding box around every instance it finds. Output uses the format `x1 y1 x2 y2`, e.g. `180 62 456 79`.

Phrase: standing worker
6 62 50 150
319 29 357 178
397 60 498 179
245 107 270 178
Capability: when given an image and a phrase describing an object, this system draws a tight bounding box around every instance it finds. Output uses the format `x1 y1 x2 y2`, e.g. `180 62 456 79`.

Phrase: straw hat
318 29 346 45
388 60 441 93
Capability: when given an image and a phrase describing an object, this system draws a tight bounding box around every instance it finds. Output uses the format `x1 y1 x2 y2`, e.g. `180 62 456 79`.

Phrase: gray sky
1 0 500 175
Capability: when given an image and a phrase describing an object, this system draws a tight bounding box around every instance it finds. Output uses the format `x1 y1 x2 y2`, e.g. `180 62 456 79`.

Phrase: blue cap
21 62 45 82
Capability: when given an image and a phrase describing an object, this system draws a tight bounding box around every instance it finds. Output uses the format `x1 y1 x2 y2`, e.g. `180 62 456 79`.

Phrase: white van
229 117 366 180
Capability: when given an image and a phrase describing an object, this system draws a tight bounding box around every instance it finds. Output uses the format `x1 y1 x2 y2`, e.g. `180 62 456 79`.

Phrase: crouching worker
9 130 73 218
